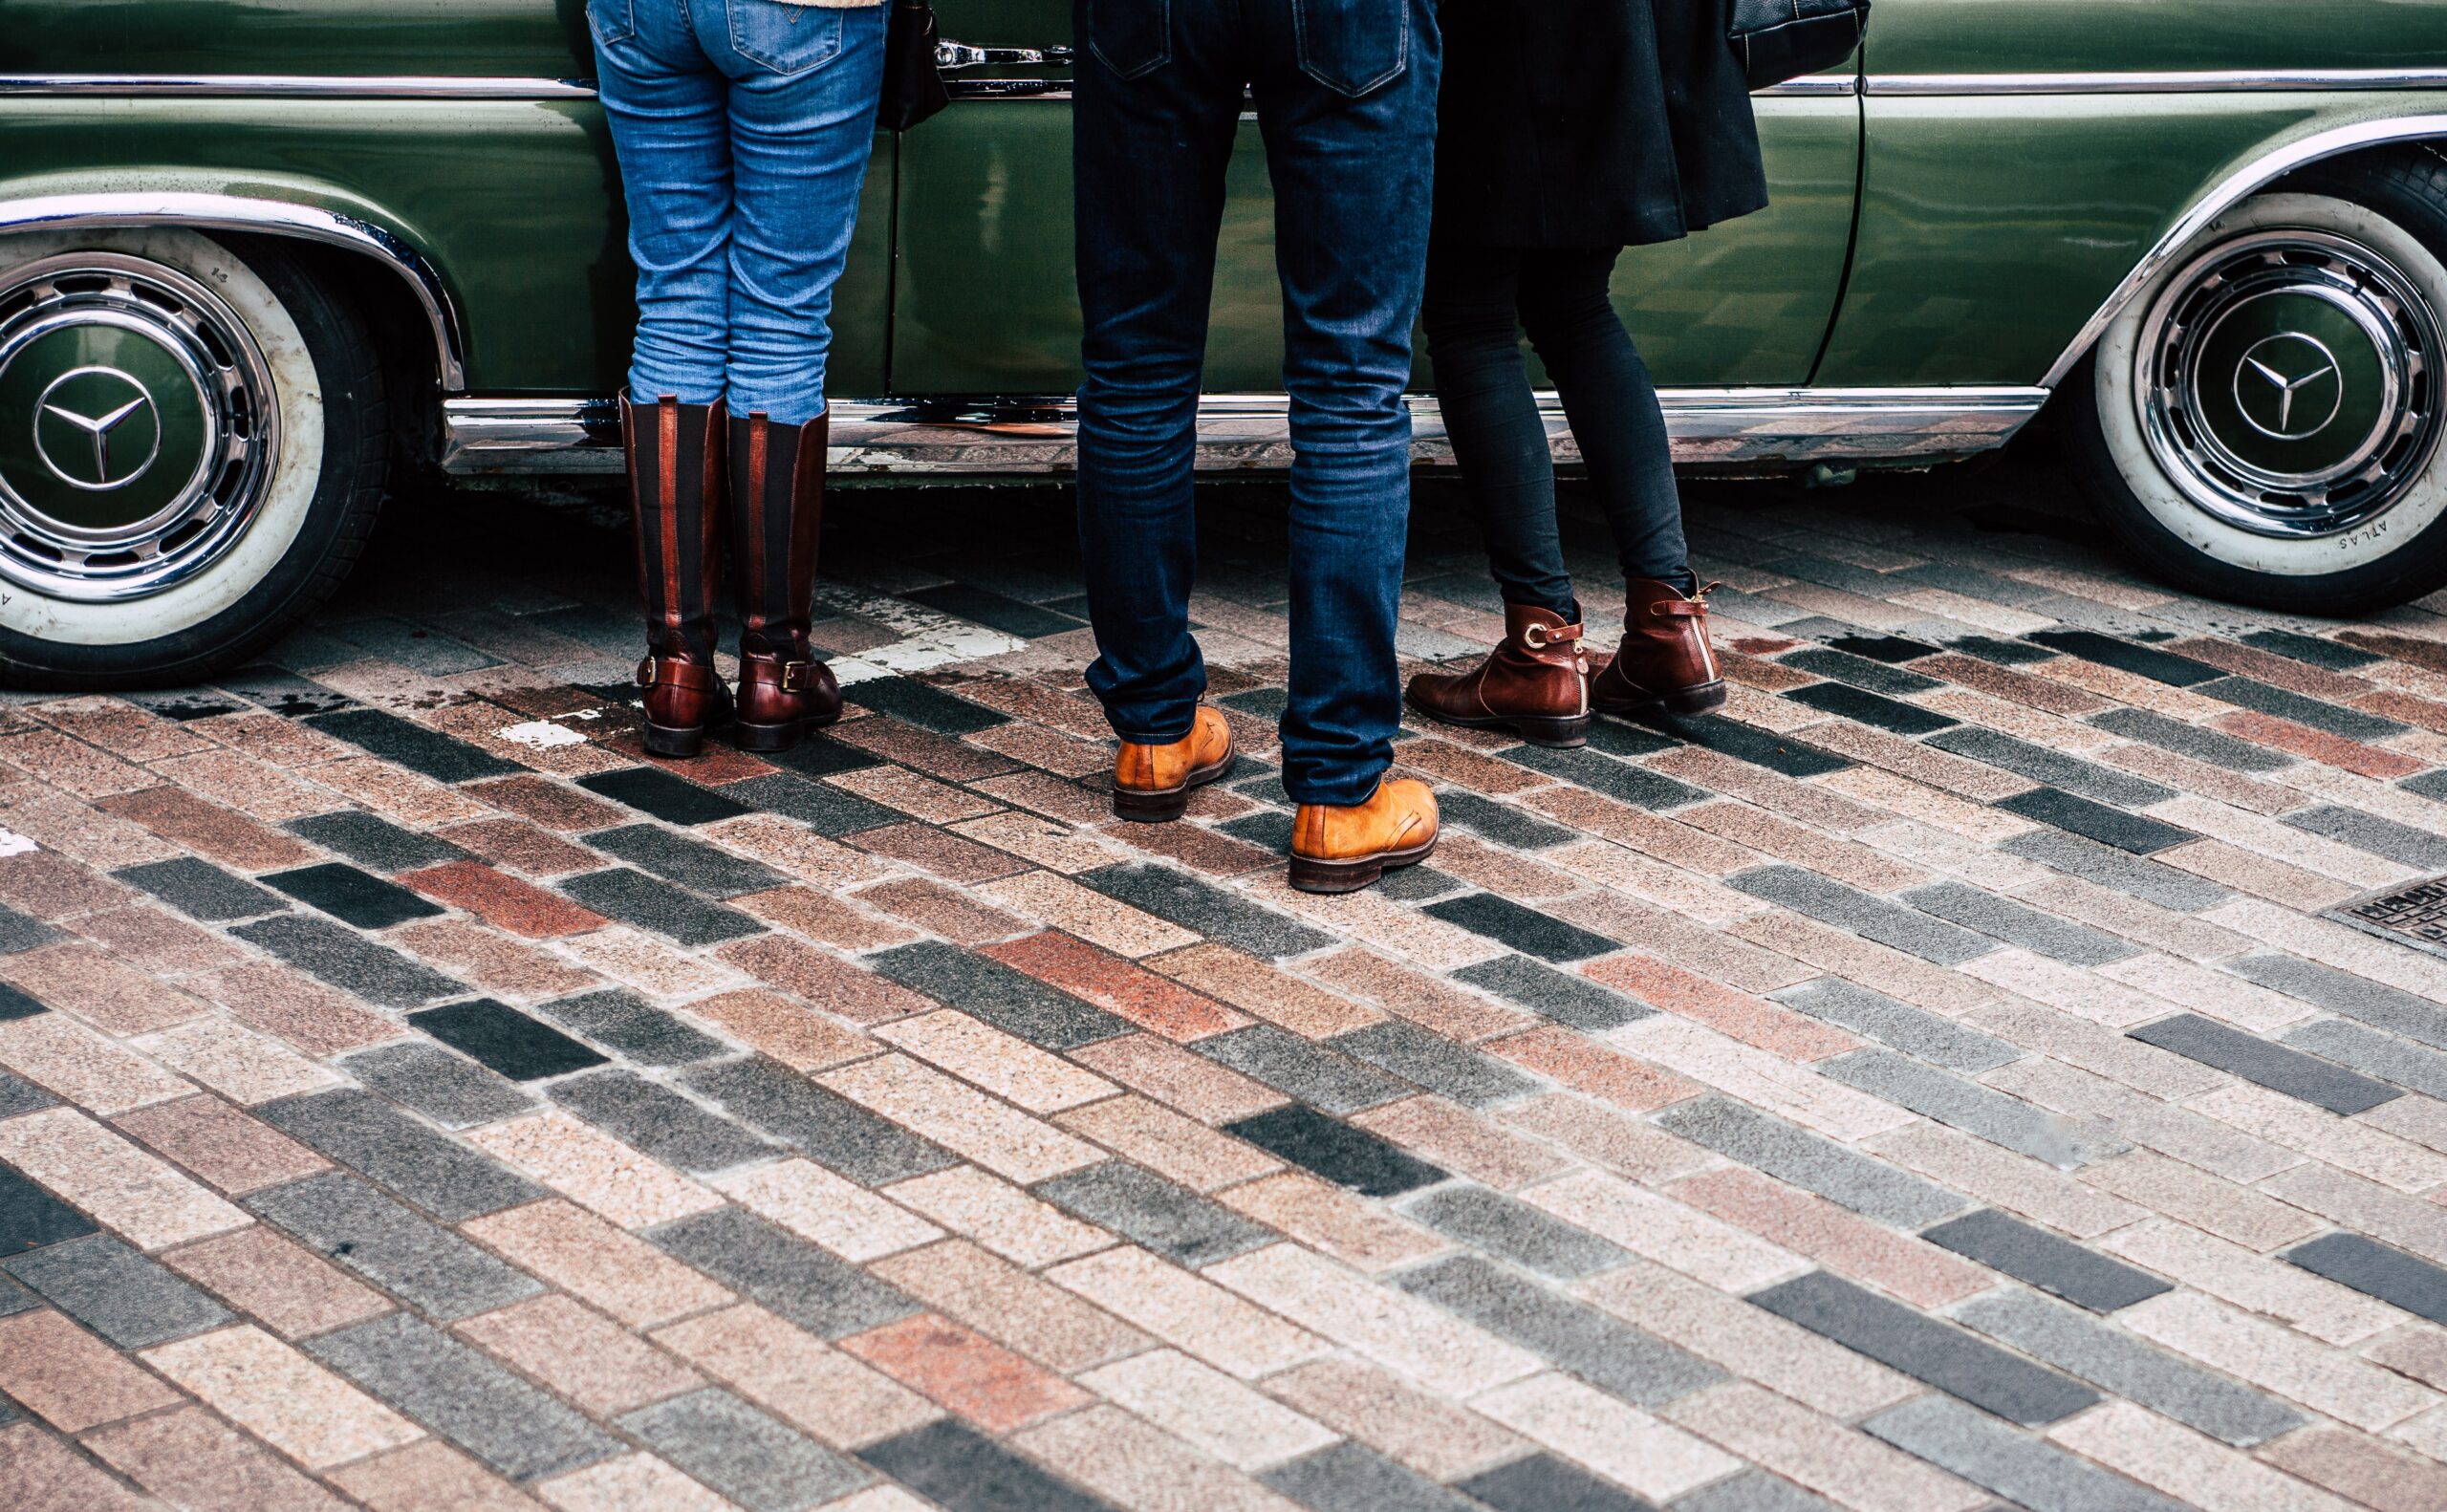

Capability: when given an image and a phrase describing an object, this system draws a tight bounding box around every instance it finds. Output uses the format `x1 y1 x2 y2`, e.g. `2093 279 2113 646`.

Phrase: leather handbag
1728 0 1870 91
881 0 950 132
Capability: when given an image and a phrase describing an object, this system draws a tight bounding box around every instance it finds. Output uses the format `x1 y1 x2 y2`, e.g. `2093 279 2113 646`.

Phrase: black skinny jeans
1421 242 1694 619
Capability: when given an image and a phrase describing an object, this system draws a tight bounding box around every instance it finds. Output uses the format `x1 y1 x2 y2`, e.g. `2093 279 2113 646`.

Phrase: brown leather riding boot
727 410 843 753
1590 577 1727 718
623 393 733 757
1288 777 1440 895
1112 706 1236 822
1404 604 1591 747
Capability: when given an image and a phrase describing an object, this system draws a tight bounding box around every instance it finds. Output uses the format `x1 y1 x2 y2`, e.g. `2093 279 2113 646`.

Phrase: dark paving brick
1993 788 2197 855
1945 634 2059 665
1032 1161 1273 1268
902 583 1085 642
111 857 284 922
1432 791 1579 850
0 1233 228 1347
123 688 252 722
1220 811 1295 853
1222 687 1290 721
846 675 1012 733
1779 646 1943 697
1657 1097 1966 1227
340 1042 533 1128
221 664 356 717
1397 1255 1721 1406
260 1089 543 1220
1785 680 1958 736
0 903 60 956
2241 628 2382 670
1862 1395 2192 1512
2405 767 2447 803
1671 1472 1843 1512
1501 745 1707 810
0 1160 96 1255
1224 1105 1446 1197
624 1388 869 1511
2089 707 2292 773
283 810 471 874
1264 1442 1481 1512
1925 726 2175 809
536 988 725 1066
558 868 764 945
683 1055 955 1185
1330 1021 1537 1109
869 941 1130 1049
860 1418 1124 1512
1421 892 1618 964
2198 676 2408 742
2283 1020 2447 1101
305 707 524 782
2285 806 2447 869
1403 1186 1627 1279
2284 1232 2447 1326
0 983 44 1021
1997 829 2228 911
1902 881 2136 966
551 1069 776 1174
1729 867 1995 966
1772 979 2019 1072
1198 1026 1413 1115
585 822 790 898
760 737 885 779
1078 864 1334 959
311 1311 619 1480
1642 715 1851 778
578 767 754 825
410 999 609 1082
1923 1210 2169 1311
2226 953 2447 1051
230 915 466 1007
1371 864 1467 902
1459 1453 1655 1512
0 1071 54 1118
262 861 444 930
649 1206 916 1338
249 1172 540 1319
1452 954 1654 1031
1749 1270 2099 1426
1583 718 1679 760
2128 1014 2399 1115
1823 634 1945 664
721 772 900 836
2026 630 2223 687
0 1276 26 1319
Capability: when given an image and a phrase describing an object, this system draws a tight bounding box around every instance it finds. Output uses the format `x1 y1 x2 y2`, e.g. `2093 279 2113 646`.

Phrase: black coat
1432 0 1769 249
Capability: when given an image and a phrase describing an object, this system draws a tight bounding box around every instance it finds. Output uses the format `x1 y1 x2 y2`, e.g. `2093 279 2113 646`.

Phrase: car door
891 0 1860 397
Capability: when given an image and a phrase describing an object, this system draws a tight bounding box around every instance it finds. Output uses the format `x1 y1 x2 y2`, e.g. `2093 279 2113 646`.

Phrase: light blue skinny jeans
589 0 885 424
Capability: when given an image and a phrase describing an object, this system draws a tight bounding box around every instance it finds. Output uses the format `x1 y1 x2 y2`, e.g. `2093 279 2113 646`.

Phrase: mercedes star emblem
33 366 162 491
2234 333 2344 442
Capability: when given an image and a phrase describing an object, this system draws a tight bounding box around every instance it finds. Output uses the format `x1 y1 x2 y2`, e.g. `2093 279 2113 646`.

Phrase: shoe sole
733 711 842 754
643 713 732 759
1112 752 1238 823
1592 680 1727 719
1403 694 1588 748
1288 832 1439 895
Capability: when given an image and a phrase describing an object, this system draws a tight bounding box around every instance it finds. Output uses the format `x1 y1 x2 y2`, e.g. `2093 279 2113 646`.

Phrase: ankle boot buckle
777 659 821 692
1520 621 1582 651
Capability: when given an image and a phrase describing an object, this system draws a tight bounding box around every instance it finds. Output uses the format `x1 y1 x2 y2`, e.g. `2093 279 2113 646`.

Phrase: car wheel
0 227 387 689
2067 157 2447 614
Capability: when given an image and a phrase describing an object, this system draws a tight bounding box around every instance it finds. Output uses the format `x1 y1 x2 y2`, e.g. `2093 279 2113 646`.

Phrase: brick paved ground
7 454 2447 1512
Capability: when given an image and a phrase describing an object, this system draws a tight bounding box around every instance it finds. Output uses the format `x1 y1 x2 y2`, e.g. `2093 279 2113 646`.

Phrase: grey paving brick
1779 644 1942 696
0 1234 229 1348
264 861 445 929
2241 629 2382 671
1656 1096 1968 1227
1396 1256 1722 1407
0 1274 32 1318
1994 788 2197 856
860 1419 1125 1512
1433 791 1579 850
2284 1232 2447 1327
1749 1270 2099 1426
682 1055 955 1185
1458 1453 1654 1512
410 999 606 1081
326 617 498 676
1997 830 2229 911
1901 881 2137 966
1077 863 1335 959
0 1158 97 1254
0 1070 55 1118
284 810 472 874
112 857 284 921
2284 806 2447 869
2128 1014 2399 1115
1423 892 1619 963
248 1172 540 1320
2284 1019 2447 1100
1031 1161 1273 1268
229 915 466 1007
1503 745 1708 810
339 1042 534 1129
1224 1105 1447 1197
869 941 1132 1049
1862 1394 2191 1512
621 1388 870 1511
2088 706 2293 773
0 983 42 1021
1787 680 1959 736
260 1089 541 1220
1402 1186 1628 1279
550 1069 776 1175
536 988 725 1066
2227 953 2447 1050
585 823 790 898
1923 1210 2168 1311
1819 1050 2120 1169
2027 630 2222 688
1372 864 1467 902
558 868 764 945
0 903 61 955
651 1207 916 1338
1953 1287 2303 1446
2198 676 2408 742
310 1311 619 1480
578 766 754 825
1771 979 2020 1072
722 772 900 836
1728 867 1995 966
1327 1021 1538 1109
1667 1471 1841 1512
1197 1025 1413 1114
1262 1441 1484 1512
305 707 525 783
1450 955 1653 1031
1925 726 2176 809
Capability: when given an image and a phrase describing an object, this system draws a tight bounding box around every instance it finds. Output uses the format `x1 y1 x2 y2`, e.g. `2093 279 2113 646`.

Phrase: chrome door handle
935 41 1075 71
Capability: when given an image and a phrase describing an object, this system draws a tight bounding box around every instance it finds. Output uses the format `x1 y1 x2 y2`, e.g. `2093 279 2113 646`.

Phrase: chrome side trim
945 76 1856 102
0 191 467 390
0 74 596 98
2040 113 2447 389
442 388 2046 475
1868 69 2447 96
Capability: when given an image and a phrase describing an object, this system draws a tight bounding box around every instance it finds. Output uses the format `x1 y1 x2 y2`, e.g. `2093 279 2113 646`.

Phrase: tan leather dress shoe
1112 705 1236 822
1288 777 1440 894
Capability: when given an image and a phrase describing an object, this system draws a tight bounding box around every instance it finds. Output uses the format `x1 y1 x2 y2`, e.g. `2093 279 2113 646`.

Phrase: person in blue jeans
1076 0 1445 895
589 0 884 758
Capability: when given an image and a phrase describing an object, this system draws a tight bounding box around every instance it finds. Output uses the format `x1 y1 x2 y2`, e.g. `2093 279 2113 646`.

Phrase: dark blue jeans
1073 0 1440 808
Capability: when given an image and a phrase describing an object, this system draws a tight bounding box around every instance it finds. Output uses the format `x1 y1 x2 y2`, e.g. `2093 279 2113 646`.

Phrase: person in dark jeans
1405 0 1769 747
1074 0 1442 894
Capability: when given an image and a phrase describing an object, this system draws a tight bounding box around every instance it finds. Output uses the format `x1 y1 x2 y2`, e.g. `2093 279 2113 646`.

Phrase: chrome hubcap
0 253 278 602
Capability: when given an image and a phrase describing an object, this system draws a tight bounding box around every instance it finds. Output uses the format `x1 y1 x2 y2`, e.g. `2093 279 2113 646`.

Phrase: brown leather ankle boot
1404 604 1590 747
1288 777 1440 894
1112 706 1236 822
727 410 843 753
1590 577 1726 718
623 393 732 758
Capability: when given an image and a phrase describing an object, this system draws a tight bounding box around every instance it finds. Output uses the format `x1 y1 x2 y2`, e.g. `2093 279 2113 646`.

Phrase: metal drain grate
2330 875 2447 961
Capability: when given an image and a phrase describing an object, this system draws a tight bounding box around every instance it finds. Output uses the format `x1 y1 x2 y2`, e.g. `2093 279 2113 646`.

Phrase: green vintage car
6 2 2447 686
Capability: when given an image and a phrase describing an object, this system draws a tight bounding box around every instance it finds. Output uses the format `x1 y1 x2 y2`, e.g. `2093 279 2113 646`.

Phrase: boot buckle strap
778 659 821 692
1520 621 1583 650
634 657 659 687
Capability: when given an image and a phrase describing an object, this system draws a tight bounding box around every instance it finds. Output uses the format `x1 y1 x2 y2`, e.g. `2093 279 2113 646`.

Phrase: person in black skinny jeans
1405 0 1769 748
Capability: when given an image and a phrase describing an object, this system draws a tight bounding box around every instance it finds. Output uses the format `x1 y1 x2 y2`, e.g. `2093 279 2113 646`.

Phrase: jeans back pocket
1292 0 1407 97
1085 0 1169 80
588 0 637 48
728 0 848 75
